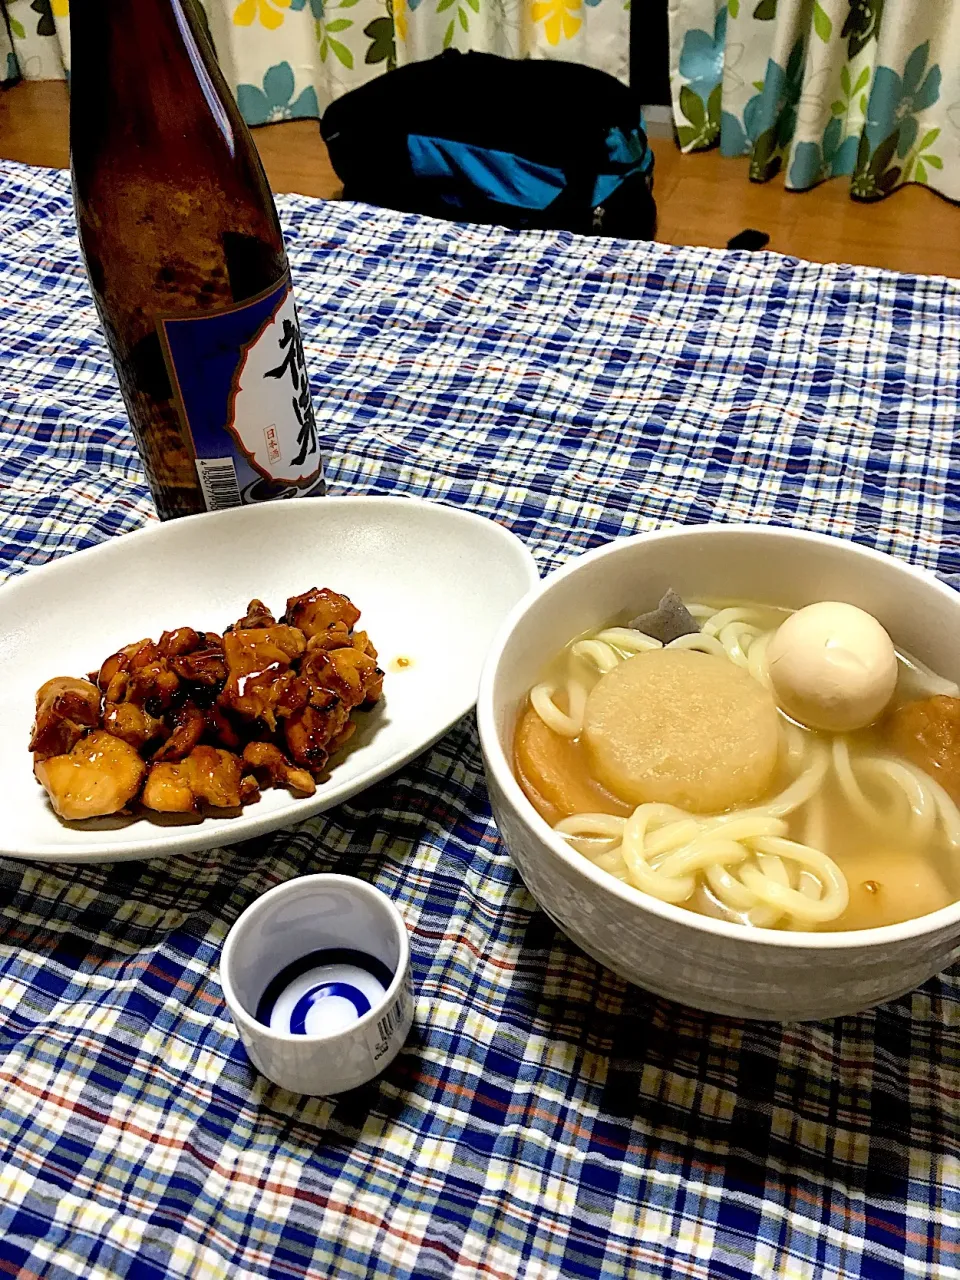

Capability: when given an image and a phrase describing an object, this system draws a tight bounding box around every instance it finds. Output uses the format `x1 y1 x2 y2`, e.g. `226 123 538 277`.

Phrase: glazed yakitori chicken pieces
284 586 361 638
100 700 167 752
30 588 383 822
29 677 103 761
220 616 307 728
142 747 259 813
242 741 316 796
34 730 146 821
281 605 384 772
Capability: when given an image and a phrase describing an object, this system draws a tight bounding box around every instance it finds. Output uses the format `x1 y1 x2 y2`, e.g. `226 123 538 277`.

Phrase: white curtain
3 0 630 119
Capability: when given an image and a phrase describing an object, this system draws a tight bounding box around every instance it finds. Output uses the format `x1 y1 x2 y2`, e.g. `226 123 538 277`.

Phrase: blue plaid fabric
2 158 960 1280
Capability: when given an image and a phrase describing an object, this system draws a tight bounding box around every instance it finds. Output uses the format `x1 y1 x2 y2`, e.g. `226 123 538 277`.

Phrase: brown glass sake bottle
70 0 324 520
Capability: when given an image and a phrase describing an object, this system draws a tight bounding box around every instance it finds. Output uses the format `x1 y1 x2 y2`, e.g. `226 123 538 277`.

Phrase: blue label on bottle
158 274 324 511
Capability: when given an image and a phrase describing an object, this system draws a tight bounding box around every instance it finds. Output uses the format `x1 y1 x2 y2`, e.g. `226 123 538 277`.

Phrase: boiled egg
767 601 898 732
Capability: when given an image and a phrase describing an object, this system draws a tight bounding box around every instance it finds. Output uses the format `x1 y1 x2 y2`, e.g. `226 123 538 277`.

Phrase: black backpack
320 51 656 239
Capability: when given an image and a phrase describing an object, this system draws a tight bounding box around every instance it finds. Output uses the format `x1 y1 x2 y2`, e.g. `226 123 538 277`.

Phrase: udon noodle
525 603 960 931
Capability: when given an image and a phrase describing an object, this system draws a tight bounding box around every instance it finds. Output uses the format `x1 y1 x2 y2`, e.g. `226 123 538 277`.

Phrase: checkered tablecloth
2 158 960 1280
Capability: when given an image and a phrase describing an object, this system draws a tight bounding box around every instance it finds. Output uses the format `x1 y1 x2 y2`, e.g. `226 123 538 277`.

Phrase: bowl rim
477 521 960 951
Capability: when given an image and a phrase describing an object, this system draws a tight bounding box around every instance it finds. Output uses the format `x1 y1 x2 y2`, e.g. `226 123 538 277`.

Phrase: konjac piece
628 589 700 645
34 730 146 820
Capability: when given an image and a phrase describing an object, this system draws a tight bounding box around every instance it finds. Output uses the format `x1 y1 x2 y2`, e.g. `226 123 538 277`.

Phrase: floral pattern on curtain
3 0 69 79
668 0 960 202
1 0 630 119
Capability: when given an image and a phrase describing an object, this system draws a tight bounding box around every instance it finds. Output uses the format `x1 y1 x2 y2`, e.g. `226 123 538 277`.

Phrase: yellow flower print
51 0 69 15
530 0 581 44
233 0 291 30
391 0 407 45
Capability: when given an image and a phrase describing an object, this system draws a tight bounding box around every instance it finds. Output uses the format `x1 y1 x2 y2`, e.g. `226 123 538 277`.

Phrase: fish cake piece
514 704 632 823
832 847 953 930
887 695 960 801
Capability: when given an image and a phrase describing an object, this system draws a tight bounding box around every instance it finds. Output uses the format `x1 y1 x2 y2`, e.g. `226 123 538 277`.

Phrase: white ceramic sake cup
477 523 960 1021
221 874 413 1094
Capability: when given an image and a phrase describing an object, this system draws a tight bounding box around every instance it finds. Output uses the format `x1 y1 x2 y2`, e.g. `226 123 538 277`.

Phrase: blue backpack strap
408 135 567 211
592 120 655 208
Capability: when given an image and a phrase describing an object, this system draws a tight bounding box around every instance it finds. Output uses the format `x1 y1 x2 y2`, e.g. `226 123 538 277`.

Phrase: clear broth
514 602 958 931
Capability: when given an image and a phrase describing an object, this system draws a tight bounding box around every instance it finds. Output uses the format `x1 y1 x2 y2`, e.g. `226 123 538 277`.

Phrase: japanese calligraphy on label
230 289 320 484
158 274 324 512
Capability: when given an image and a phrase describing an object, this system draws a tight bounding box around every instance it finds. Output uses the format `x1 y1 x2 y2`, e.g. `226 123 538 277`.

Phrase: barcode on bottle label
196 457 242 511
366 986 410 1066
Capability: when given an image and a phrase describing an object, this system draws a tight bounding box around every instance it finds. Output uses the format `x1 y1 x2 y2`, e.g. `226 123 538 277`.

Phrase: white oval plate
1 497 539 862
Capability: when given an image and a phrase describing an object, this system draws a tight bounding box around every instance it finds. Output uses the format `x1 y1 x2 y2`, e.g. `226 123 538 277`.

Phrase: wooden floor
2 79 958 278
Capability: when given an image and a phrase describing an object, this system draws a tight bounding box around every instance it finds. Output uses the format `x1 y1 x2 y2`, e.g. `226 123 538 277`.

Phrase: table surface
2 159 960 1280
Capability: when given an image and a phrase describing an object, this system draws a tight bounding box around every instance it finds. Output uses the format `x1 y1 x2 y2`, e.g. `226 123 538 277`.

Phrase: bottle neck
70 0 237 180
